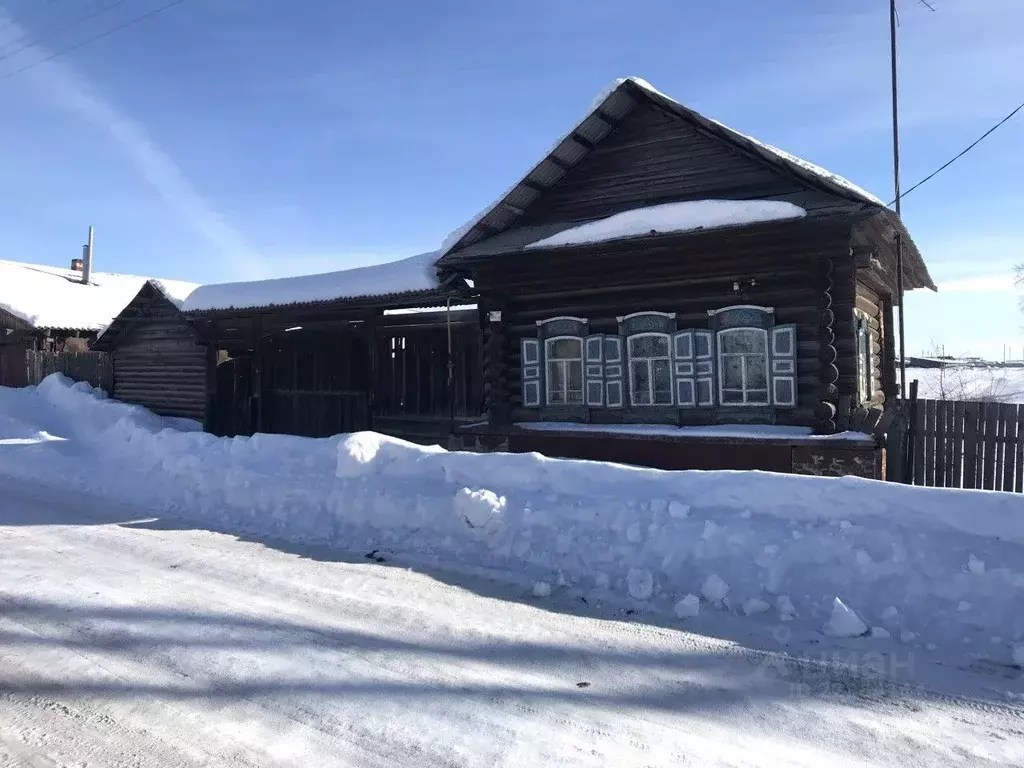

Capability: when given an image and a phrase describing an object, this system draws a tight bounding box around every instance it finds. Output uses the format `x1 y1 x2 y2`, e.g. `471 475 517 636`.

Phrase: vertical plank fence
887 396 1024 492
24 351 112 393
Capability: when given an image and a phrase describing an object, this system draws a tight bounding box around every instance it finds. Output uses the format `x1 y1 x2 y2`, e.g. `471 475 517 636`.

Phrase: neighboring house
91 280 206 423
179 251 479 442
0 258 197 388
436 77 935 473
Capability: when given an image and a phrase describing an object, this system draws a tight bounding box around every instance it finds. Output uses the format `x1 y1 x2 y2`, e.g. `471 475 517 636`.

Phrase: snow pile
3 375 1024 666
525 200 806 250
0 259 198 331
182 251 440 312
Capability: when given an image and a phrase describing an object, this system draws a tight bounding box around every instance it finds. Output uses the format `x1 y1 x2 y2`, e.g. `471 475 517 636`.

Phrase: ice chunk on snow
870 626 891 639
532 581 551 598
336 432 387 478
881 605 900 622
777 595 796 617
824 597 868 637
626 521 643 543
594 572 610 590
627 569 654 600
455 488 507 533
701 574 730 604
742 598 770 616
702 521 719 540
855 549 873 567
968 553 986 575
900 629 917 644
674 594 700 619
668 501 690 519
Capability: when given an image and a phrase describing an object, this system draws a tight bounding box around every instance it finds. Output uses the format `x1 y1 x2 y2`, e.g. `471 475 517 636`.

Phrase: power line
0 0 188 84
0 0 134 67
890 97 1024 204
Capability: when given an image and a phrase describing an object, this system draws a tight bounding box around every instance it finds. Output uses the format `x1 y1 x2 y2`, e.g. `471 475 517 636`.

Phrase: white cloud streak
0 8 265 278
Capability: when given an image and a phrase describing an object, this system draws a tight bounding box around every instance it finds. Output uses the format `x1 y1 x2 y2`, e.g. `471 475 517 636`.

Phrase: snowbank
3 375 1024 666
182 251 440 312
524 201 806 250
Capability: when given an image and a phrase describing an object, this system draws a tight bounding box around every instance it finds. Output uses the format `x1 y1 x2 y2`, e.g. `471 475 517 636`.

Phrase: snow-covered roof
0 259 198 332
524 200 807 250
181 251 443 314
440 76 890 260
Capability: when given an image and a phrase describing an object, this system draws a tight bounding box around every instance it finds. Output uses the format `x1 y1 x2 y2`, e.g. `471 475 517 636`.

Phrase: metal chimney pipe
82 226 94 285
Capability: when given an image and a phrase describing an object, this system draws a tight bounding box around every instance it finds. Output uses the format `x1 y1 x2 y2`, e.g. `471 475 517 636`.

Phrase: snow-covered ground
2 376 1024 765
903 365 1024 403
2 479 1023 767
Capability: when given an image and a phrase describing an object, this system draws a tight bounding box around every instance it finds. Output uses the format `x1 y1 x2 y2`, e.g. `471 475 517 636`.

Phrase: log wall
110 298 207 422
472 219 858 430
518 103 840 226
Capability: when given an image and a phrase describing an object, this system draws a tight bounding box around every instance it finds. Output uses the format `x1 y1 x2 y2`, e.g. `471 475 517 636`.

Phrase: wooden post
204 337 217 434
904 379 918 484
252 315 264 434
1000 403 1017 493
447 297 455 437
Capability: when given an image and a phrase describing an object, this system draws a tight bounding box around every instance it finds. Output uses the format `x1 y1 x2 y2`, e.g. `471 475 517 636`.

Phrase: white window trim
544 335 584 406
717 327 770 406
536 316 588 326
616 311 676 322
707 305 775 317
627 332 673 407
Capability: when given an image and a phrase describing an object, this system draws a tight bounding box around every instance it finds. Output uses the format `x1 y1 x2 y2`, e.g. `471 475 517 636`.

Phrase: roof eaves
181 286 462 319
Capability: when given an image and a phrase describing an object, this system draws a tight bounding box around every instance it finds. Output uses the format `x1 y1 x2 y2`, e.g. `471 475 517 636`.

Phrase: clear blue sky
0 0 1021 358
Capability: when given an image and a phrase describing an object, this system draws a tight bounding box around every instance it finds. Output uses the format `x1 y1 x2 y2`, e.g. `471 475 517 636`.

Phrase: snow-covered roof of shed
0 259 198 332
439 76 889 259
181 251 443 314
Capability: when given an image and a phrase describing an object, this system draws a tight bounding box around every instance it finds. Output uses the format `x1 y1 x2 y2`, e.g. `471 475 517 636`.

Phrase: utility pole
891 0 907 399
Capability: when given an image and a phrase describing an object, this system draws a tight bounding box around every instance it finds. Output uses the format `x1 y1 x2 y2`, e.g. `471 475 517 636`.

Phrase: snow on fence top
524 200 807 250
440 76 886 258
0 259 198 332
181 251 442 313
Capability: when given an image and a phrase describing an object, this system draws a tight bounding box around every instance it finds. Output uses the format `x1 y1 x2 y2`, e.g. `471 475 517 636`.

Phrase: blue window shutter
521 337 542 407
694 329 715 407
671 330 696 407
770 324 797 408
585 334 604 406
603 335 624 408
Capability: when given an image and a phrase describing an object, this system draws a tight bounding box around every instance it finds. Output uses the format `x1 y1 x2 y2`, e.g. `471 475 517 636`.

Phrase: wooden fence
886 395 1024 492
24 351 112 392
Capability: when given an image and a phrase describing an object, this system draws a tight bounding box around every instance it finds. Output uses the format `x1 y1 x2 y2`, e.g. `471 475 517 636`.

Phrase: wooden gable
517 102 842 228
